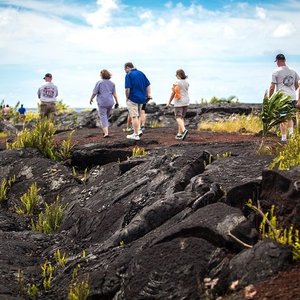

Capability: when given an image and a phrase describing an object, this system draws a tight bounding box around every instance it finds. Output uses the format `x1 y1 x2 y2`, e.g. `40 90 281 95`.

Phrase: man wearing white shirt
37 73 58 118
269 54 300 141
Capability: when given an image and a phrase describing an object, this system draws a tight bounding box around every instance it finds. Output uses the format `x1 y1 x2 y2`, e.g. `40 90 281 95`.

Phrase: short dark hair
100 69 111 79
124 62 134 69
176 69 188 79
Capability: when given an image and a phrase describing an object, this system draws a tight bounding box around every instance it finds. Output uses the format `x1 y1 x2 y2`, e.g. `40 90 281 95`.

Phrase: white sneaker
138 129 143 136
126 133 140 140
281 134 287 142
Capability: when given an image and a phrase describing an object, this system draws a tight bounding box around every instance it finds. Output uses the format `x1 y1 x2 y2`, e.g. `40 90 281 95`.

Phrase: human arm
166 91 175 107
90 93 96 105
268 82 276 98
146 85 152 98
113 91 119 108
125 88 130 101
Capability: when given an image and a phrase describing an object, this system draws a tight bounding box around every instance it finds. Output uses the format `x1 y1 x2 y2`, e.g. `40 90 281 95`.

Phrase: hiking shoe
138 129 143 137
124 127 133 132
126 133 140 140
181 129 188 140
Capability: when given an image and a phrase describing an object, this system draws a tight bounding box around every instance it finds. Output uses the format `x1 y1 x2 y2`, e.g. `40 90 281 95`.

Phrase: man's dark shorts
40 102 56 118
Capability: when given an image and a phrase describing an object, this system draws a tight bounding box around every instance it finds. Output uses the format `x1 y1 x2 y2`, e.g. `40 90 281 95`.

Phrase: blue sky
1 0 300 109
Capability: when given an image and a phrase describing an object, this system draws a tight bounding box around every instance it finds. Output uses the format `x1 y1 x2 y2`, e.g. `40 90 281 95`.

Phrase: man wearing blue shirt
124 62 151 140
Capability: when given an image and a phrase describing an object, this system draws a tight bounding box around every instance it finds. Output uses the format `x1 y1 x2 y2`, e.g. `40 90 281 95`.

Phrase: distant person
37 73 58 119
18 104 26 121
268 54 300 142
90 69 119 138
124 62 151 140
166 69 190 140
2 104 11 120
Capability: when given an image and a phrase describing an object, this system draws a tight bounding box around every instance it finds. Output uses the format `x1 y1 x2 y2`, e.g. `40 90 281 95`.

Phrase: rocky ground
55 127 300 300
0 104 300 300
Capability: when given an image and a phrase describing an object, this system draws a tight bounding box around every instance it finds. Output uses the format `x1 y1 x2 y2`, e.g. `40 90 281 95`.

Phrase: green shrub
132 146 148 157
56 100 74 114
270 130 300 170
54 249 68 268
57 130 75 161
247 200 300 260
7 118 57 160
31 196 64 234
41 261 54 290
260 91 295 136
6 118 75 162
68 276 89 300
15 182 40 215
0 176 16 202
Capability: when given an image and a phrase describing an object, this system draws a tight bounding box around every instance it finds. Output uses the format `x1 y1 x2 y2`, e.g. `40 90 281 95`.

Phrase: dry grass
198 113 262 134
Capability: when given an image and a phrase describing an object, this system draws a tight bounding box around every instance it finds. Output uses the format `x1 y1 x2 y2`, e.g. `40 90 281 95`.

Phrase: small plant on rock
0 175 16 202
7 118 57 160
132 146 148 158
149 120 161 128
68 264 89 300
15 182 41 215
270 130 300 170
57 130 75 161
27 283 39 299
54 249 68 268
31 196 65 234
247 200 300 260
41 260 55 290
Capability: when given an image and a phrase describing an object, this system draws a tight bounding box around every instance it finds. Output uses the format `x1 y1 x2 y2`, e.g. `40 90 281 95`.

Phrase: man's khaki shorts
40 102 56 118
174 106 188 118
127 99 141 118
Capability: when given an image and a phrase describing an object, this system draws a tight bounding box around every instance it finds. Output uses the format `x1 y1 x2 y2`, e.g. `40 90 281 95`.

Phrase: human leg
287 118 294 136
126 100 141 140
140 104 146 129
174 106 188 139
297 112 300 131
98 106 110 137
280 121 288 141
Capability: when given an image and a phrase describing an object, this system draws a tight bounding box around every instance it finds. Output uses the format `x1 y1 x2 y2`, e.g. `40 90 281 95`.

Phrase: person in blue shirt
18 104 26 121
124 62 151 140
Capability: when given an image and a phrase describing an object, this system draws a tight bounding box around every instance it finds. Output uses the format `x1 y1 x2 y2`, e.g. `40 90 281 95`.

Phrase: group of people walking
37 62 191 141
36 54 300 143
89 62 190 140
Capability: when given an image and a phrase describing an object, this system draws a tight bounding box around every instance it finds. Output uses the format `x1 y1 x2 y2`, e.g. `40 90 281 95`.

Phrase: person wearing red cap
37 73 58 118
268 54 300 142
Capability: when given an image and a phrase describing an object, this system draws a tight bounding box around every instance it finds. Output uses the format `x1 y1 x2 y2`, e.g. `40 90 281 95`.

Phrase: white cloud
256 6 266 20
272 22 296 38
139 10 153 21
86 0 119 28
